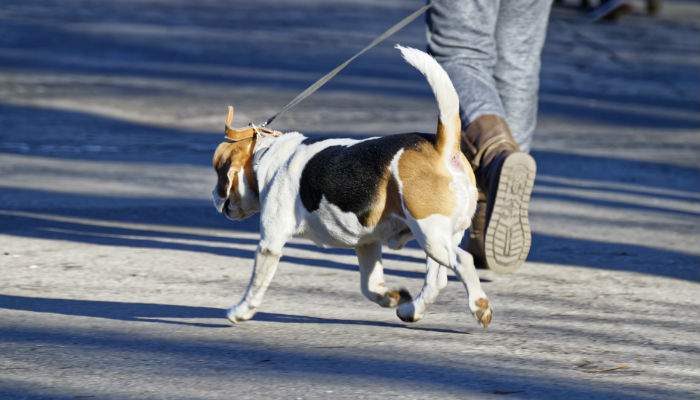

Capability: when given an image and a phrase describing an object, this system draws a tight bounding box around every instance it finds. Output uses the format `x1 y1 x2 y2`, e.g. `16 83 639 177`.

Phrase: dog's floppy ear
224 106 256 142
212 140 257 200
212 142 236 199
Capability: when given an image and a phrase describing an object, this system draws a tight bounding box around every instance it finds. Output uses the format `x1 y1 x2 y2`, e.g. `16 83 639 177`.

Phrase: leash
224 3 433 142
260 3 432 128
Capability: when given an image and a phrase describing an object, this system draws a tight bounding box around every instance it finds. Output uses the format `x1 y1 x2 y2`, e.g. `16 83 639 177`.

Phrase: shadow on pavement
530 233 699 281
0 294 468 334
0 207 439 282
533 149 700 194
0 103 217 167
1 204 698 281
1 0 698 130
0 95 698 284
1 102 697 195
1 1 699 399
0 313 693 400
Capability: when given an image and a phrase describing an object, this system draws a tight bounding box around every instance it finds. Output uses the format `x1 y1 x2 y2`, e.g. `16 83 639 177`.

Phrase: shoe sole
483 153 536 274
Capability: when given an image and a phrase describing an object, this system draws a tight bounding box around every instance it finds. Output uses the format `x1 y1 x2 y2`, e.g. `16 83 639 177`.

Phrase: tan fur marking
398 142 455 219
212 139 258 201
386 290 400 303
438 114 474 188
475 298 492 328
435 114 462 156
361 170 404 227
475 298 489 309
385 289 412 306
243 148 258 194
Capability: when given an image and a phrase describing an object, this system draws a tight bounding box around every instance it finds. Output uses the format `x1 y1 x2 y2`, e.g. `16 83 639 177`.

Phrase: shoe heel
483 152 536 274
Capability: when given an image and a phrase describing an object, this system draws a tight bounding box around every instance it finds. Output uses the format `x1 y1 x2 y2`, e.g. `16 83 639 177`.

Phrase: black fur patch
299 133 432 225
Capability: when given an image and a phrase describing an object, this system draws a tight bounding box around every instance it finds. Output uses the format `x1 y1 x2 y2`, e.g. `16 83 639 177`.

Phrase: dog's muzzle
213 190 252 220
212 190 228 213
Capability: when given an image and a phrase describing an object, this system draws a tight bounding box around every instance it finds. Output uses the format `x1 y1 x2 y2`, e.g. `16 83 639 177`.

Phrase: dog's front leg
356 242 412 308
227 247 281 323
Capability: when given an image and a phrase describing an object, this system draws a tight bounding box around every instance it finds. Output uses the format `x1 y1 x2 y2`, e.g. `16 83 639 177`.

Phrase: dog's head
211 107 260 220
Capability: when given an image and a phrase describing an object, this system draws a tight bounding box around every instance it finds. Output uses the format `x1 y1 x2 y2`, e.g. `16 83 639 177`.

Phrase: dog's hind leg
395 214 455 323
454 247 492 328
396 257 443 322
227 247 281 323
398 215 492 327
356 242 412 308
437 265 449 290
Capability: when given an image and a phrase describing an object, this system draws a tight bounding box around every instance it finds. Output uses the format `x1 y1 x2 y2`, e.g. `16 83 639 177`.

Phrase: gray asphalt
1 1 699 399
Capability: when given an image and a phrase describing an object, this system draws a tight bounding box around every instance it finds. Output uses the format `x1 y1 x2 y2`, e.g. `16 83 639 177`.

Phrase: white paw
396 301 423 323
226 303 256 324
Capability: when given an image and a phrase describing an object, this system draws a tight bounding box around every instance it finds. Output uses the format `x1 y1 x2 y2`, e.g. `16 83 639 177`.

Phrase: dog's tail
396 45 461 158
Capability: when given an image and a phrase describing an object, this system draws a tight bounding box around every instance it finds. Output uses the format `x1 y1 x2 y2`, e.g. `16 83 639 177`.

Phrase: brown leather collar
224 106 283 142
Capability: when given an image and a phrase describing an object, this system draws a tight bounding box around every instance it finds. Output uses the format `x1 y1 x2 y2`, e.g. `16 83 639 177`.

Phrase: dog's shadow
0 294 468 334
253 312 468 334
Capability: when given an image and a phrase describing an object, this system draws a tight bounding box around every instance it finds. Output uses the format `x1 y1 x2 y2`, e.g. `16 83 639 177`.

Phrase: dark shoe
463 115 536 274
646 0 661 16
589 0 633 22
467 194 487 268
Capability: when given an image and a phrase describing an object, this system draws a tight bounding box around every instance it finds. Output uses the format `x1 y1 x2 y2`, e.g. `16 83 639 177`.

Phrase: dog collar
224 106 283 142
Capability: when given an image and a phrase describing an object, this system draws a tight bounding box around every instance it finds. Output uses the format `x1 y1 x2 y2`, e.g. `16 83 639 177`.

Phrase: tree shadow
0 69 696 284
0 316 694 399
0 0 698 131
532 149 700 194
1 101 697 196
0 102 217 167
1 2 698 398
0 206 445 282
530 233 700 281
2 203 697 281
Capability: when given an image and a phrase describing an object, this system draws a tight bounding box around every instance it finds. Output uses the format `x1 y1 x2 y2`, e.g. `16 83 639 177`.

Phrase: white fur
396 45 460 156
397 257 442 322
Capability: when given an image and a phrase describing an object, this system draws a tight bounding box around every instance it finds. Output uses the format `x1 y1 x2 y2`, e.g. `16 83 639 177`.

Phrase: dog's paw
470 297 492 328
226 303 256 324
383 288 413 308
396 301 423 323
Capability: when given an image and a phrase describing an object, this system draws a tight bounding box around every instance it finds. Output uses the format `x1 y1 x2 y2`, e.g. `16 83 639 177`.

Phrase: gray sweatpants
427 0 553 152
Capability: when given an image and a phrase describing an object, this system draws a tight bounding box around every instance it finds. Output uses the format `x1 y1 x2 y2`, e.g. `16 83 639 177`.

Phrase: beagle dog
212 46 492 327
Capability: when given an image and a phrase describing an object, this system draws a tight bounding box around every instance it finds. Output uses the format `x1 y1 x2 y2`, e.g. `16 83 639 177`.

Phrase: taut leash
259 3 432 128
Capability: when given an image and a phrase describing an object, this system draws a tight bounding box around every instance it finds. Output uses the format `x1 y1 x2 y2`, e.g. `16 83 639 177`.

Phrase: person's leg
465 1 550 273
494 0 553 152
427 0 505 125
428 0 549 273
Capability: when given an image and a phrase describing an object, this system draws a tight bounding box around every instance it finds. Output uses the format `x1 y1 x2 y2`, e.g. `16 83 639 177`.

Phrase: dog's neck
251 131 305 190
252 136 275 169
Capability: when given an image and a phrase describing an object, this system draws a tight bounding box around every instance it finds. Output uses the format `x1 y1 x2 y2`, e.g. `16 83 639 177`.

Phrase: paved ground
1 1 699 399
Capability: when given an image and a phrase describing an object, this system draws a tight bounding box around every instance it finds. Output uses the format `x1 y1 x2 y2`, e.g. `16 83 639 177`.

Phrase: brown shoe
462 115 536 274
